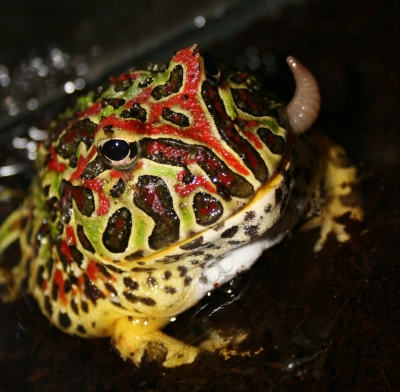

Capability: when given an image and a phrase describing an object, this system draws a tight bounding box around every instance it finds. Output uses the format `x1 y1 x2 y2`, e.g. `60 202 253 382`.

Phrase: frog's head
48 44 320 266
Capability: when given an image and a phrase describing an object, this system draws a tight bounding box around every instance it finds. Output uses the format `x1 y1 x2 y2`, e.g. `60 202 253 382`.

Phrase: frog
0 44 362 367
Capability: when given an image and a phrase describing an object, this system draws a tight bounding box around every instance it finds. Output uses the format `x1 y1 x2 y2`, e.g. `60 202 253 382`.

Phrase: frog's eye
203 52 220 80
97 138 140 169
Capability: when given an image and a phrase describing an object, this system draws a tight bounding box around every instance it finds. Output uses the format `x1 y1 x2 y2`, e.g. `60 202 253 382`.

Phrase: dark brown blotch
221 226 239 239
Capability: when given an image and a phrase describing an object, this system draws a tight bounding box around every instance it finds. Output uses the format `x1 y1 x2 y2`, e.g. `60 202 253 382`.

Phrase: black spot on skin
120 103 147 122
123 277 139 290
77 325 86 334
123 292 156 306
102 98 126 109
81 155 108 180
81 301 89 313
199 275 208 284
147 277 157 287
164 286 177 294
177 266 187 277
44 295 52 315
114 78 132 92
184 276 192 286
162 107 190 127
71 300 79 315
275 187 283 204
64 280 71 294
103 208 132 253
264 204 272 213
257 128 286 155
83 274 105 304
228 240 243 245
106 264 124 274
125 251 144 261
36 265 45 288
190 259 200 265
193 192 223 226
151 65 183 100
59 180 95 224
56 118 97 167
138 77 153 88
244 225 259 239
51 282 59 301
180 236 203 251
110 178 126 198
70 245 85 268
245 211 256 222
105 283 118 297
134 175 180 250
59 312 71 329
205 254 214 261
221 226 239 238
77 225 95 253
97 264 112 279
131 267 155 272
163 271 172 280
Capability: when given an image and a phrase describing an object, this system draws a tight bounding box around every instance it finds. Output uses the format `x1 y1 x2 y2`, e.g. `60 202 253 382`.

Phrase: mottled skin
0 45 362 367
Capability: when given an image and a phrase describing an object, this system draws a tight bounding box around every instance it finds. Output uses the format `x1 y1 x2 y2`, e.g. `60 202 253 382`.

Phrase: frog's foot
111 316 199 367
302 143 363 252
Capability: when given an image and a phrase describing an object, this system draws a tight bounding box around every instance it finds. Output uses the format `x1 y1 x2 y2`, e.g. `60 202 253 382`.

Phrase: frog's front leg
111 316 199 367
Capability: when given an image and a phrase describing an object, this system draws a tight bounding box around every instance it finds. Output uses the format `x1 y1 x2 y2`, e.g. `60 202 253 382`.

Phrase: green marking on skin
134 218 147 249
77 95 93 111
178 200 193 229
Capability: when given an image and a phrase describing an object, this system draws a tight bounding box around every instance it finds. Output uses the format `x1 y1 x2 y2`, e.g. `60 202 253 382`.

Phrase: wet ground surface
0 0 399 391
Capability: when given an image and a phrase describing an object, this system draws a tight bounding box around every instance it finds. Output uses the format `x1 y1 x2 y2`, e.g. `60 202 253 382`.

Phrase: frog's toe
111 316 199 367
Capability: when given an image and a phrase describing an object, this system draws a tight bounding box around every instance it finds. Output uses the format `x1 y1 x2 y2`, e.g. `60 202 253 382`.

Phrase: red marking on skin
109 169 122 179
83 179 110 216
78 101 102 118
66 226 76 245
243 130 263 149
69 147 97 182
77 275 84 292
200 200 219 216
41 280 47 291
175 172 215 197
142 184 166 217
86 261 98 281
54 269 68 306
60 241 71 261
97 46 250 177
47 147 67 173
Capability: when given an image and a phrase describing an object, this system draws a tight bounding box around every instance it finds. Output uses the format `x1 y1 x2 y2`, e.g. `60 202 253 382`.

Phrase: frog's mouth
285 56 321 136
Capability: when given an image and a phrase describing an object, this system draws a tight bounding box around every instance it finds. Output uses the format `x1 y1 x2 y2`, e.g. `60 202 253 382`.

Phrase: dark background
0 0 399 390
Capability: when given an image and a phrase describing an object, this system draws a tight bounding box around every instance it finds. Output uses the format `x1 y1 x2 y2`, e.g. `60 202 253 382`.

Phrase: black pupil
102 139 130 161
203 53 219 77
